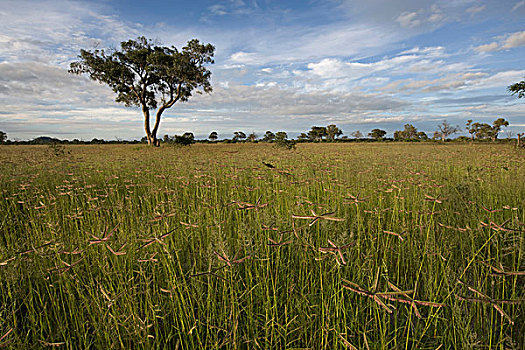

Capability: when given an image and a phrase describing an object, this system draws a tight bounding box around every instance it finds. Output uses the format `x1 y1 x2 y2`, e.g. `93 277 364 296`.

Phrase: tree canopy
368 129 387 140
508 79 525 98
208 131 218 141
69 37 214 146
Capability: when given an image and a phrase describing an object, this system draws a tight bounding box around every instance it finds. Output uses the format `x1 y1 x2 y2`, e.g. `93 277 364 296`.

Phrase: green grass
0 143 524 349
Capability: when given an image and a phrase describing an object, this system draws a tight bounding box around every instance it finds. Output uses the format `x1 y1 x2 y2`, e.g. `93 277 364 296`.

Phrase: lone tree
508 78 525 98
208 131 218 141
436 120 460 141
69 37 215 146
368 129 386 140
0 131 6 144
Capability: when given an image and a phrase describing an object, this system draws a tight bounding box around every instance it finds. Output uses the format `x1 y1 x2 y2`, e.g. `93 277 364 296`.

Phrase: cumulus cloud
474 42 500 53
475 30 525 52
502 31 525 48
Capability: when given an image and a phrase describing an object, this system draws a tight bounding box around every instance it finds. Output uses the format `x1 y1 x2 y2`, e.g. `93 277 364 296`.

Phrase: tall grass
0 143 523 349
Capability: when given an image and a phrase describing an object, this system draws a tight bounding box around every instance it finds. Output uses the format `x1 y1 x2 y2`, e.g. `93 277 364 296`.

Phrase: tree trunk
143 106 159 147
150 106 166 147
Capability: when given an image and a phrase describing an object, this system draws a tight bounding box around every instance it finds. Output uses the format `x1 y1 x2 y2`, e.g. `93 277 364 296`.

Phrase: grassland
0 143 524 349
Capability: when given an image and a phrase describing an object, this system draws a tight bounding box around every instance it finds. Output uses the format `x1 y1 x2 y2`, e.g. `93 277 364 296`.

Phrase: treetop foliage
368 129 387 140
69 37 214 110
508 79 525 98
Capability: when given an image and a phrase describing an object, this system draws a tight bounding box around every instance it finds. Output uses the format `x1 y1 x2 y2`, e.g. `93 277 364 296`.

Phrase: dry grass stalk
383 230 405 241
138 228 176 250
232 196 268 210
214 249 251 267
89 223 119 245
455 280 523 325
318 240 355 265
343 194 368 206
292 210 344 226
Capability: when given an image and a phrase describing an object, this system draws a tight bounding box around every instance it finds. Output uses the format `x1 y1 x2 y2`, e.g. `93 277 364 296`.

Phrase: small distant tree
233 131 246 142
489 118 509 141
173 133 195 146
297 133 309 142
0 131 6 143
262 131 275 142
417 132 429 140
275 131 288 140
274 131 296 150
208 131 218 141
308 126 327 141
247 132 258 142
350 130 363 139
466 120 475 141
182 132 194 140
368 129 387 140
326 124 343 141
472 122 493 140
69 37 215 147
163 134 170 143
508 78 525 98
394 124 418 140
436 120 460 141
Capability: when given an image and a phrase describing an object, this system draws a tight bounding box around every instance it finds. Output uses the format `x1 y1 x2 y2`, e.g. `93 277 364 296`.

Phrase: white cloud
475 42 500 53
474 31 525 52
229 51 259 64
512 1 525 11
396 12 421 28
474 70 525 89
502 31 525 48
466 5 486 15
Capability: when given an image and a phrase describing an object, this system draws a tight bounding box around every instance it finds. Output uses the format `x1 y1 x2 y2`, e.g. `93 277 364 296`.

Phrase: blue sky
0 0 524 140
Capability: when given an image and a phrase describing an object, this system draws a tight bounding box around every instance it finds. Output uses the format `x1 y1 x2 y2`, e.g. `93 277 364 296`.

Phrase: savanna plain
0 143 524 349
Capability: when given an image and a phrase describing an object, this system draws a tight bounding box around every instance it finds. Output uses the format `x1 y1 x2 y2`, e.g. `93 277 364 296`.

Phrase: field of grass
0 143 524 349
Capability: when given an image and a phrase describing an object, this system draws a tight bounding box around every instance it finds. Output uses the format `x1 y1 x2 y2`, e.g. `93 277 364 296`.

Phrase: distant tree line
0 118 516 146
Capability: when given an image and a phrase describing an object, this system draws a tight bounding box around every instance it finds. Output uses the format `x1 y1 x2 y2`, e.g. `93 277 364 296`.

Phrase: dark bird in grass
262 162 275 169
